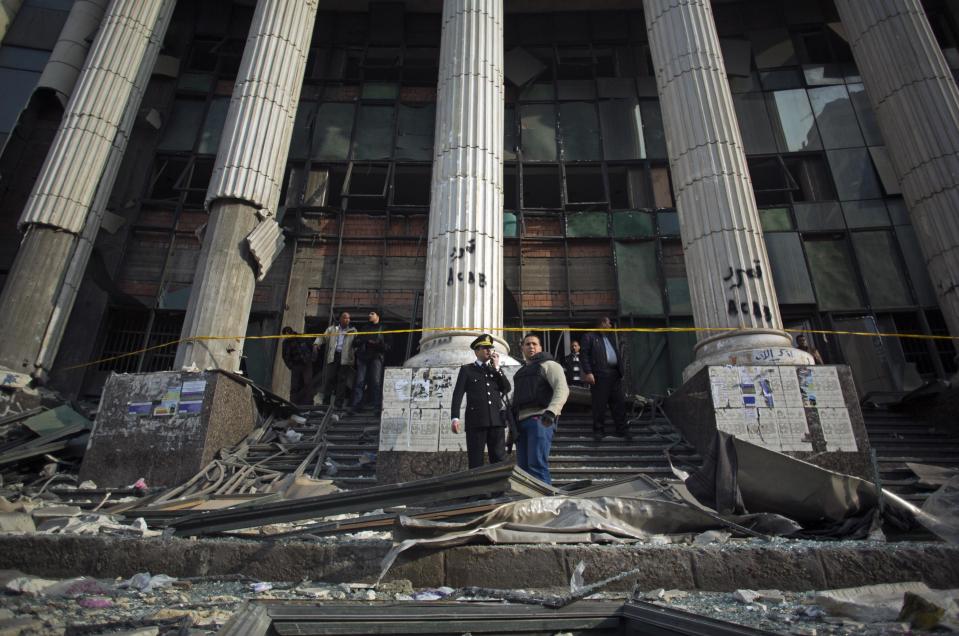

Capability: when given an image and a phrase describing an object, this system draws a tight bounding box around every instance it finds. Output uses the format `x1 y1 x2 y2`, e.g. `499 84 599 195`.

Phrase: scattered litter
251 582 273 593
693 530 731 545
569 560 586 594
412 587 454 601
119 572 177 593
77 596 113 608
283 429 303 444
733 589 785 605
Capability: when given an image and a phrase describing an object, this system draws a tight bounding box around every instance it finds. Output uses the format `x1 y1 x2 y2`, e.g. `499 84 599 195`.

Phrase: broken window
520 104 557 161
522 165 561 209
147 158 190 201
394 103 434 161
392 165 430 206
564 165 605 206
784 156 835 201
607 166 630 209
504 106 518 160
615 241 663 315
504 164 518 209
312 103 355 160
852 231 912 307
403 47 438 83
651 168 673 208
345 163 390 197
804 237 864 310
556 47 593 80
289 102 316 159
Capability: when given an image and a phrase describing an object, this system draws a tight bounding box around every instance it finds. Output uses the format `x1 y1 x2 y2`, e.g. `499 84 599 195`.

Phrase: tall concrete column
643 0 813 379
174 0 317 372
0 0 173 377
406 0 510 367
835 0 959 344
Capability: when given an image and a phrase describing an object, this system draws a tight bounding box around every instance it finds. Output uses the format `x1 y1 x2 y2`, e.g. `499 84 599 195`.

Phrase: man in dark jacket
281 326 314 405
512 333 569 484
580 316 629 440
351 310 390 411
562 339 587 388
450 334 512 469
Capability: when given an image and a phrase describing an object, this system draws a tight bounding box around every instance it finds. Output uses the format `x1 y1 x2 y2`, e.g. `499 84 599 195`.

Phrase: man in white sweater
511 333 569 484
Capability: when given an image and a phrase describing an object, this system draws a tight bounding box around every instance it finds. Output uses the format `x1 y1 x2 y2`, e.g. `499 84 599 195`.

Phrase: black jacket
450 362 511 429
354 323 391 361
580 331 622 376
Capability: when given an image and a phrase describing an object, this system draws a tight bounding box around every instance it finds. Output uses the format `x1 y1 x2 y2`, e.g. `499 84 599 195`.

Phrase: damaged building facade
0 0 957 400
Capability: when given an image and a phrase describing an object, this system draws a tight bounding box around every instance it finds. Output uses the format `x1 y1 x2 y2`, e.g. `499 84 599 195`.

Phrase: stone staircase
309 404 959 507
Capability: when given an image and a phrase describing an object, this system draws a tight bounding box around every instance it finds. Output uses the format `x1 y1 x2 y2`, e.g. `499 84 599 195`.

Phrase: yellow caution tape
62 325 957 372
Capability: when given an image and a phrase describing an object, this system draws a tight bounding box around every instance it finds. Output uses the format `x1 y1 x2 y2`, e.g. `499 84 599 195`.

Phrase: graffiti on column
446 237 486 287
724 260 771 322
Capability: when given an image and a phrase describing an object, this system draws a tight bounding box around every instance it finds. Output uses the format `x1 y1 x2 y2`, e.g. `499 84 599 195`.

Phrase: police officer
450 334 512 469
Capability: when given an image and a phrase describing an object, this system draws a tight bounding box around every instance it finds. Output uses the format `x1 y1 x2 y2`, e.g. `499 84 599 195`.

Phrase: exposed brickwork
117 281 160 297
570 290 618 307
137 209 175 228
522 291 568 309
524 216 563 236
389 215 428 237
568 240 612 257
522 243 564 258
400 86 436 102
341 241 384 256
386 241 426 257
176 211 208 233
344 216 387 237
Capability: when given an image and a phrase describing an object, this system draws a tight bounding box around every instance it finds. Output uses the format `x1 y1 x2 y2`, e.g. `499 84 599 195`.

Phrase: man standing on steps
351 309 390 412
581 316 629 441
512 333 569 484
281 326 314 405
450 334 512 469
314 311 357 408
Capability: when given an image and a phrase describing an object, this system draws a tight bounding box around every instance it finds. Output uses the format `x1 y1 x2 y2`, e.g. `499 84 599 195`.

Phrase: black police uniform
450 336 511 468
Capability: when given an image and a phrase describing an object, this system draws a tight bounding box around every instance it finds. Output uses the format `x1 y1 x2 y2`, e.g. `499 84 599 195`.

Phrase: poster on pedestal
378 408 409 451
408 408 440 452
818 407 858 451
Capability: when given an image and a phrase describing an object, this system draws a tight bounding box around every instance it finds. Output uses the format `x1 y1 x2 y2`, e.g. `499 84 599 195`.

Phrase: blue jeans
515 415 555 484
352 356 384 408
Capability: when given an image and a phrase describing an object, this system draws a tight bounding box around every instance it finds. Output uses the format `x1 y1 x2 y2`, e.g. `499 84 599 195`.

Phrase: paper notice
378 408 409 451
798 366 844 408
819 407 858 451
383 368 413 407
709 367 743 408
408 408 440 452
714 408 747 437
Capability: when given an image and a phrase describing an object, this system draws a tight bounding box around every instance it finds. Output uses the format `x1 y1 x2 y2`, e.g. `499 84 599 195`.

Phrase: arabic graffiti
446 237 486 287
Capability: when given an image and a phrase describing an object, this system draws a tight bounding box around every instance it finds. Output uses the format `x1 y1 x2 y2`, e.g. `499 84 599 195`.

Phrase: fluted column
174 0 317 372
406 0 511 367
644 0 813 379
0 0 173 377
835 0 959 346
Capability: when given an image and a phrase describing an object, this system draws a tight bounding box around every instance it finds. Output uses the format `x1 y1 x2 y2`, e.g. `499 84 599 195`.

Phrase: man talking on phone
450 334 512 469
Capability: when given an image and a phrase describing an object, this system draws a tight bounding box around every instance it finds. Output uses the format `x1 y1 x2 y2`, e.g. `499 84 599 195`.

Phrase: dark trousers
465 426 506 469
320 352 352 406
289 362 313 405
351 356 384 409
592 370 628 434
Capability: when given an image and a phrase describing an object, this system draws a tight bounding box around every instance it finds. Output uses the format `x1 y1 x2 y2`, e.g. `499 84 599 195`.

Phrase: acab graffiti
446 237 487 288
724 259 771 322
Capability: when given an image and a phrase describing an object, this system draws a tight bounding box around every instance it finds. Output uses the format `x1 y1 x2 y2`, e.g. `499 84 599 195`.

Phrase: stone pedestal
663 365 872 479
80 370 255 488
375 366 517 484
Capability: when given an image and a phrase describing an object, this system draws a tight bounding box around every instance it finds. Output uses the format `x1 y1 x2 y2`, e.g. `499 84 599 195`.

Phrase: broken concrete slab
0 512 35 534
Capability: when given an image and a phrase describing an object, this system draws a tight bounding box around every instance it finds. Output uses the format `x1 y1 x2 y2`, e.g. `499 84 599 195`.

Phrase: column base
405 331 521 368
683 329 815 382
